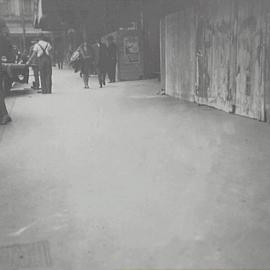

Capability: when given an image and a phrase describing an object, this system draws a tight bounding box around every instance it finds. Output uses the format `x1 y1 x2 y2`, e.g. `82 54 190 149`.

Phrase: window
0 0 11 16
23 0 32 15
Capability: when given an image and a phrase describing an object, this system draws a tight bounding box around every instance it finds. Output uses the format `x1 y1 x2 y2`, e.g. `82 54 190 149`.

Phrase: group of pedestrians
1 30 117 125
0 29 53 125
74 36 117 89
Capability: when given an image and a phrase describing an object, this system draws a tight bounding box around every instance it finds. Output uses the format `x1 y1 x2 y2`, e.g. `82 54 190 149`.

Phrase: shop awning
8 26 51 36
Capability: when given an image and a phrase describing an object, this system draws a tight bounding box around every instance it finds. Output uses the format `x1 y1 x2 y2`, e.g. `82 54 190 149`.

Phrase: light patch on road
129 95 165 99
8 221 37 237
8 212 68 237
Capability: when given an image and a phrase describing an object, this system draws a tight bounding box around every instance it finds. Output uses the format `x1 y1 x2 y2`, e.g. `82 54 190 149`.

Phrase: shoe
103 81 106 86
84 86 90 89
0 115 12 125
6 115 12 123
37 90 43 93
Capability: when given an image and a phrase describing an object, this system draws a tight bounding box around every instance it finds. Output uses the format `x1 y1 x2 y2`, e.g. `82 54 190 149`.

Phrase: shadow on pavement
8 88 34 97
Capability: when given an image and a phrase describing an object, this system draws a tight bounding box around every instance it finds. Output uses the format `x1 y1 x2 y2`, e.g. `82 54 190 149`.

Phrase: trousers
97 66 106 87
0 77 8 119
32 65 40 88
39 55 52 93
108 60 116 82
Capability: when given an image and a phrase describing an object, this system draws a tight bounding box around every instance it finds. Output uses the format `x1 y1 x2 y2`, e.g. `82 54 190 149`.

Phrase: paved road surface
1 68 270 270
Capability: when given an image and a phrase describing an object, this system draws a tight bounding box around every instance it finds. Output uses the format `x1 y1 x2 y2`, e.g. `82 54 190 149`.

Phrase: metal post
21 0 26 51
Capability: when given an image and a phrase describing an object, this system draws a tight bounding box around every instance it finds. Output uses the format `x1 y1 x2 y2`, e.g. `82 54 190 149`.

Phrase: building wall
161 0 270 122
160 17 166 90
164 8 196 100
0 0 39 51
265 10 270 122
0 0 33 18
0 0 20 17
142 0 161 77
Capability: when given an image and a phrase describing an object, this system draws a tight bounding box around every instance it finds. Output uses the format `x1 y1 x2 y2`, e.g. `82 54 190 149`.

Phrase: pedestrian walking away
79 41 94 89
96 39 109 88
55 48 64 70
107 36 117 83
27 34 52 94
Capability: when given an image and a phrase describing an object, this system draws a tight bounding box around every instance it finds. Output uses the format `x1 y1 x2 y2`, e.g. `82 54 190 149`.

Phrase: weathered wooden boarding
161 0 270 122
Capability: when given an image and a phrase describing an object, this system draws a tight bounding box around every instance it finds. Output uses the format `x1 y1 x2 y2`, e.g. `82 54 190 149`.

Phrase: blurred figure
97 39 108 88
91 41 99 75
79 41 94 88
29 40 40 90
19 49 30 83
55 48 64 70
27 34 52 94
11 45 19 63
69 48 82 73
107 36 117 83
0 17 12 125
0 77 11 125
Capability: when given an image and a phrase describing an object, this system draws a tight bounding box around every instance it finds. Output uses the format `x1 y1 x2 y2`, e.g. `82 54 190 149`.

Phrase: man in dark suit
107 36 117 83
97 39 109 88
0 17 12 125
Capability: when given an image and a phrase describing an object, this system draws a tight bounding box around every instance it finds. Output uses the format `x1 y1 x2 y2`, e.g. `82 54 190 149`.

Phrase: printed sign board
123 36 140 63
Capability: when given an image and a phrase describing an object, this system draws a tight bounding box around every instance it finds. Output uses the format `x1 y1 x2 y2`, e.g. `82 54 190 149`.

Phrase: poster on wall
123 36 140 63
